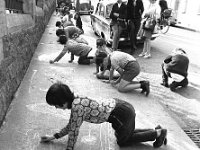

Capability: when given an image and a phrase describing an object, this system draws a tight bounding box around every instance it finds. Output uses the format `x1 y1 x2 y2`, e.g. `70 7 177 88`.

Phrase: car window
99 4 105 16
106 4 114 18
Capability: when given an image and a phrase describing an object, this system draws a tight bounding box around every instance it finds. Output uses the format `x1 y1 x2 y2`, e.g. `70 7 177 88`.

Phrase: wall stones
0 0 56 127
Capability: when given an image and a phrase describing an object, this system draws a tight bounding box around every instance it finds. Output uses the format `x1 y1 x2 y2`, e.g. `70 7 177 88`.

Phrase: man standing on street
127 0 144 54
110 0 127 51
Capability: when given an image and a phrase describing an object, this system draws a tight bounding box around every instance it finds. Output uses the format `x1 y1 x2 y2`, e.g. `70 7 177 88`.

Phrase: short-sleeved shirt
54 96 116 150
65 39 92 57
110 51 136 70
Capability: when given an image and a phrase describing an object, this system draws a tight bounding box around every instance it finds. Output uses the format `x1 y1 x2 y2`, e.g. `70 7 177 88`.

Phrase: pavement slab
0 13 199 150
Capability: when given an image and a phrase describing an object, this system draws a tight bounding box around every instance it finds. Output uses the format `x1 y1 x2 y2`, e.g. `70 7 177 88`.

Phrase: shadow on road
175 85 200 100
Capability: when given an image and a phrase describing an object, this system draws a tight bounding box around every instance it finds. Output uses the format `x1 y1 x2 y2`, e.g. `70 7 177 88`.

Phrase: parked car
90 0 129 45
90 0 159 45
74 0 94 15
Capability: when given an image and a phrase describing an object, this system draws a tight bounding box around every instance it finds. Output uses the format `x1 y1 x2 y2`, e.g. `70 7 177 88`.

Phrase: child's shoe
155 125 167 145
169 81 179 91
144 53 151 59
179 78 188 87
153 129 167 148
138 52 146 57
140 81 150 96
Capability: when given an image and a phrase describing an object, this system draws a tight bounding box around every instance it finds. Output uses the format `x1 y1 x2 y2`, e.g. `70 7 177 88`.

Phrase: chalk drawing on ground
29 70 38 93
81 124 97 145
38 53 61 62
26 103 70 120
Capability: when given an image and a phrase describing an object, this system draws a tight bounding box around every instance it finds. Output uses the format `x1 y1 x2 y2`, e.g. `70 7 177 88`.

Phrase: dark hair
46 82 74 109
178 48 186 54
56 29 65 37
56 21 62 27
58 35 68 45
74 12 80 19
96 38 106 47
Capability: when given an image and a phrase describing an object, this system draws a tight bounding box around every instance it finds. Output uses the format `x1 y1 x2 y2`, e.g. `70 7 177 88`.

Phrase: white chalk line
29 70 38 93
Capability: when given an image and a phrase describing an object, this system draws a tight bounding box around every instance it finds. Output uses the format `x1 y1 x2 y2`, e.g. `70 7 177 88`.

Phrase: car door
90 2 101 35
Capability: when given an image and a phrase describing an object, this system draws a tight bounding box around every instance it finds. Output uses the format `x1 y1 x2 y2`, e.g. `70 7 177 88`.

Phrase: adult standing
110 0 127 51
138 0 161 58
127 0 144 55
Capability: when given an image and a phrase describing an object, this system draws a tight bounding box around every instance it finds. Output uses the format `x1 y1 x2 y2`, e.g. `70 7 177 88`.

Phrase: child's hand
68 60 73 63
49 60 54 64
40 135 54 143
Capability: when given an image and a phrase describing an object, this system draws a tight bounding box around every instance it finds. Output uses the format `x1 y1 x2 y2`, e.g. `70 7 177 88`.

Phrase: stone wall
0 0 56 126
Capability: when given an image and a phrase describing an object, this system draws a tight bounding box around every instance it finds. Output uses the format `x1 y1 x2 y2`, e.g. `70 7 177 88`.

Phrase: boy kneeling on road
50 33 94 65
97 51 150 96
41 82 167 149
161 48 189 91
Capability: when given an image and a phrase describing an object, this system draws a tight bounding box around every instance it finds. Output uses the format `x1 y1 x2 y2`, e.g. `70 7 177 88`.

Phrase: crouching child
161 48 189 91
50 34 94 65
98 51 150 96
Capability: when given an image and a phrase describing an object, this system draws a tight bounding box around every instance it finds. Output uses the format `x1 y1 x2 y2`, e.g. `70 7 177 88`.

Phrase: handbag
143 9 157 32
142 17 156 32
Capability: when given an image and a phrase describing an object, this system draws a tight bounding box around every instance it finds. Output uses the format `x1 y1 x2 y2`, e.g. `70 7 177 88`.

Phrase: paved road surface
0 13 199 150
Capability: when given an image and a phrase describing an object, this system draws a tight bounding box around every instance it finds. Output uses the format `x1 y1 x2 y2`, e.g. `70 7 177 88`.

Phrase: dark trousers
161 63 188 89
71 53 93 65
129 19 141 52
161 63 169 84
111 24 124 50
108 99 157 146
78 55 93 65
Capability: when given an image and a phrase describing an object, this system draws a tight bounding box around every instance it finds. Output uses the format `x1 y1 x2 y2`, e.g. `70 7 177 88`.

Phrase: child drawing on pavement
50 33 94 65
41 82 167 150
98 51 150 96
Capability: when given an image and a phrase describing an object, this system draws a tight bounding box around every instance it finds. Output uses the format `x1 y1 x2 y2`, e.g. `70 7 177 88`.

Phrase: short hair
46 82 74 109
173 48 187 55
177 48 186 54
56 29 65 37
96 38 106 47
56 21 62 27
58 35 68 45
74 12 80 19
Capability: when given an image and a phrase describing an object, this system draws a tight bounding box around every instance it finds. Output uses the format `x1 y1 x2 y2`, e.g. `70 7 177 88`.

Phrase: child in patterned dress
41 82 167 150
